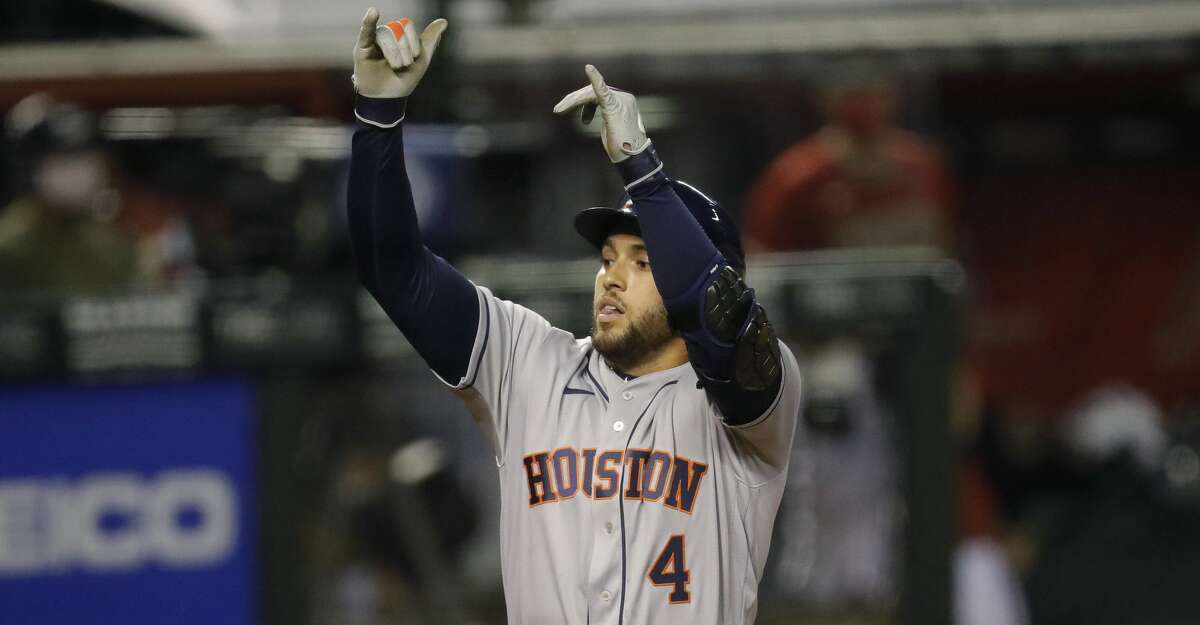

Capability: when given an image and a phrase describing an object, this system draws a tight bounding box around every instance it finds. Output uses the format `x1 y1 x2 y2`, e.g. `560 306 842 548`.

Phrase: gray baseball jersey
438 284 803 625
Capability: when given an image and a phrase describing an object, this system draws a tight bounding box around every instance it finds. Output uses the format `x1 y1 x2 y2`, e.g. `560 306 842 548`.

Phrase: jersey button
604 521 614 534
613 421 625 432
600 590 612 603
621 391 633 401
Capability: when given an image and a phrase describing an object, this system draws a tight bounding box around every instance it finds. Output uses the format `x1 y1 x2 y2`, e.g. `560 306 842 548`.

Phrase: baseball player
347 8 803 624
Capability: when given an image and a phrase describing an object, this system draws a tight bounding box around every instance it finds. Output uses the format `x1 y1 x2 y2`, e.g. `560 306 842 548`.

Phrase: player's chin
591 317 625 341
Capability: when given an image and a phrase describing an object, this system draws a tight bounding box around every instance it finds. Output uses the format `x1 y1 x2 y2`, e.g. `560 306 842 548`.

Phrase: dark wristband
616 142 665 190
354 94 407 128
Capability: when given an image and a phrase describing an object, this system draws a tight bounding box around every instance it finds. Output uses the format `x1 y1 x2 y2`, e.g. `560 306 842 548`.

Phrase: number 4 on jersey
648 534 691 604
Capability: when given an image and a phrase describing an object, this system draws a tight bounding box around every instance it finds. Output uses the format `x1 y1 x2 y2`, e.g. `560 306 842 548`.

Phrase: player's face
591 234 677 372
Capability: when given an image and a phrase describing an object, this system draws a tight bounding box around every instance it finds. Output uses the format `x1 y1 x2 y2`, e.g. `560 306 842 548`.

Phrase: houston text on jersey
522 447 708 513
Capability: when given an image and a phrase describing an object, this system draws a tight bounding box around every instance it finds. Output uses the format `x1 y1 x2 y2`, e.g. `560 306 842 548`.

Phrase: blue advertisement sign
0 378 255 625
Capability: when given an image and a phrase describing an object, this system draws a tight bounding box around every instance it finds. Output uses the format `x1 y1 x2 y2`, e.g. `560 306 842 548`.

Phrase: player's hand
352 7 448 99
553 65 648 163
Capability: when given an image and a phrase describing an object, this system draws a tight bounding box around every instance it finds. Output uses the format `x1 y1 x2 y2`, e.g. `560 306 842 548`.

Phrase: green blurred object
0 197 136 292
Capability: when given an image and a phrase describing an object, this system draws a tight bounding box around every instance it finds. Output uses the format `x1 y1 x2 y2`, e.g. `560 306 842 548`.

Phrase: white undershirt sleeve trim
623 162 664 191
354 110 405 129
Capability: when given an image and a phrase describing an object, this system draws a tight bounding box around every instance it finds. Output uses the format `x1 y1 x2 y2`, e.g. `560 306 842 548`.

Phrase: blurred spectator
954 537 1030 625
954 374 1032 625
770 339 897 605
749 68 966 617
962 382 1200 625
116 180 200 284
308 416 481 625
0 94 136 292
1062 384 1167 473
742 68 956 253
0 94 199 293
1020 384 1200 625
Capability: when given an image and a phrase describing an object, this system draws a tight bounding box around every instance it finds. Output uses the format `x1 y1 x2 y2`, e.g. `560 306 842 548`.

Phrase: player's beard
591 300 678 375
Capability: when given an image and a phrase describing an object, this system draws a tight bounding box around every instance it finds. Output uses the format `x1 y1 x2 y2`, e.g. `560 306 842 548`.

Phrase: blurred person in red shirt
743 68 956 253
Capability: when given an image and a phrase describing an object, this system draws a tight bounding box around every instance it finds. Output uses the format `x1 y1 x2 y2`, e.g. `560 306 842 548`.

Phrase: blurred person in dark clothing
313 435 480 625
964 382 1200 625
0 94 135 292
1017 385 1200 625
742 68 956 253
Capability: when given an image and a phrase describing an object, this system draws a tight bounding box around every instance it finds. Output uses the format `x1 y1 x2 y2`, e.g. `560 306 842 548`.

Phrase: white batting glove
553 65 649 163
352 7 448 99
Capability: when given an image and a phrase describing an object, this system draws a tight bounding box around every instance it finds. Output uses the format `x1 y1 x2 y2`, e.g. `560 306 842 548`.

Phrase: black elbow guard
702 266 782 391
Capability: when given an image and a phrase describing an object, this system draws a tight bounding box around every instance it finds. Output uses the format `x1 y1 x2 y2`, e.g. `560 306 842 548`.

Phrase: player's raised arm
554 66 786 427
346 9 479 385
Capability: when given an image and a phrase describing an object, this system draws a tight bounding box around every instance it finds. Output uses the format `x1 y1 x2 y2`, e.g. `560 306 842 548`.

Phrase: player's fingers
403 20 422 59
397 39 414 67
376 18 411 68
419 19 449 61
393 20 416 68
585 64 617 110
357 7 380 49
552 85 596 114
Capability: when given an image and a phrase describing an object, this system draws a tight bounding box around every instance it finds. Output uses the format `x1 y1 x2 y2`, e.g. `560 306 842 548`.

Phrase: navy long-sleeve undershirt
617 148 726 314
615 146 783 425
347 95 479 384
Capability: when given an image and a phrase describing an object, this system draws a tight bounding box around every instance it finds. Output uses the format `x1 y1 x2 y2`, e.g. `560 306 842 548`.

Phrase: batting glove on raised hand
553 65 649 163
352 7 448 98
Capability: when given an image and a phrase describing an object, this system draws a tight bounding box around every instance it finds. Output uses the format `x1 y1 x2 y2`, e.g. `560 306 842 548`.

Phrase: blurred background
1 1 1199 624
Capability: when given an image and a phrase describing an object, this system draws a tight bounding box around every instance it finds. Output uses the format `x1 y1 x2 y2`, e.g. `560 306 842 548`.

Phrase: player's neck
617 337 689 378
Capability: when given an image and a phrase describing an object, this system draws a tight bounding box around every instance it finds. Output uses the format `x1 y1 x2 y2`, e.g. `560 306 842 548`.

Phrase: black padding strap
734 304 782 392
703 266 753 344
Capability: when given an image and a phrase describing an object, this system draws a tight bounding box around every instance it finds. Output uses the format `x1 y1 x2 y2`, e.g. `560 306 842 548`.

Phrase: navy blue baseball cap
574 179 746 274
